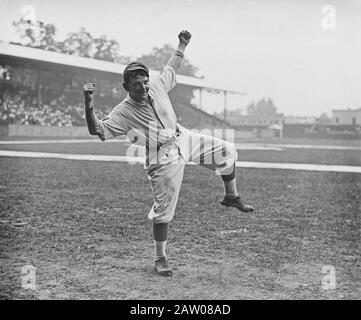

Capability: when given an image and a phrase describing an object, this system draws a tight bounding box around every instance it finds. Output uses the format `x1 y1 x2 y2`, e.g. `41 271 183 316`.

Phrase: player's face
128 74 150 104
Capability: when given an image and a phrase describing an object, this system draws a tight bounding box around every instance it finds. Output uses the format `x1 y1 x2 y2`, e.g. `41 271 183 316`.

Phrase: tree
61 27 94 57
138 44 200 107
93 36 120 62
13 18 60 51
246 98 278 116
246 102 255 115
317 112 332 124
13 19 130 64
138 44 199 77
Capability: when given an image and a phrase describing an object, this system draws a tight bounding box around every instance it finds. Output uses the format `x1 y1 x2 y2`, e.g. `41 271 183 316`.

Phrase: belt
156 126 181 151
145 127 181 167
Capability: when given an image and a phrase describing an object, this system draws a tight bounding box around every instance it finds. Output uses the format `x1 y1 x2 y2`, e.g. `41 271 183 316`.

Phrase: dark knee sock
153 222 169 241
153 222 169 261
221 164 238 197
221 163 235 182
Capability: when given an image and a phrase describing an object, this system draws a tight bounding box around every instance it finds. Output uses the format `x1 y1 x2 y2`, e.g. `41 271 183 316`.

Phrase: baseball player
83 30 254 277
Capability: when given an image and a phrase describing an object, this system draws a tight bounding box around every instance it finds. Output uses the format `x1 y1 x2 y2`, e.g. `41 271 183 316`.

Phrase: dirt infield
1 156 360 299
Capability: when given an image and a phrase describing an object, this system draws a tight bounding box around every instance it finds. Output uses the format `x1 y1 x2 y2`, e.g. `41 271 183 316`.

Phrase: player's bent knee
151 212 174 224
219 142 237 164
213 142 237 177
221 163 236 181
227 142 238 162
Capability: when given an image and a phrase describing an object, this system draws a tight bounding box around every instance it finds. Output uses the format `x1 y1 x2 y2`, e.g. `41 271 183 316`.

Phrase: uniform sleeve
97 107 128 141
151 51 183 93
157 65 177 93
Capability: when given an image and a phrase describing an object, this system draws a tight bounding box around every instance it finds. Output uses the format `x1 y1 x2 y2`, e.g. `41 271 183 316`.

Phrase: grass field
0 138 360 299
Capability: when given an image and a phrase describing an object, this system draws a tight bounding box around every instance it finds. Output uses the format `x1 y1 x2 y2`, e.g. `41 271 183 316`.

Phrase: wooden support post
223 90 228 121
37 71 42 108
199 88 202 109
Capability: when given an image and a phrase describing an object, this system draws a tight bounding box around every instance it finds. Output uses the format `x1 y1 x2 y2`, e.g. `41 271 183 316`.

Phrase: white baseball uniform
93 53 237 223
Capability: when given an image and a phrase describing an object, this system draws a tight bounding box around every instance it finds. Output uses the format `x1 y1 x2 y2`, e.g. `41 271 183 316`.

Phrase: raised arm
82 82 129 141
166 30 192 72
82 82 102 136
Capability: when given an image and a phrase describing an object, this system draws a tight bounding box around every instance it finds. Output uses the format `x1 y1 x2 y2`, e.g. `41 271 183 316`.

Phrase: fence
1 124 89 137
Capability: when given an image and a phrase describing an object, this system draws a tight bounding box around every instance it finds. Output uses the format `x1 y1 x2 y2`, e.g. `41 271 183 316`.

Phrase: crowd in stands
0 92 229 130
0 63 226 129
0 94 110 127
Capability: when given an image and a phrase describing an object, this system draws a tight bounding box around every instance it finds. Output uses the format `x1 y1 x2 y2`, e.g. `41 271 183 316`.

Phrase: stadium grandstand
0 42 237 136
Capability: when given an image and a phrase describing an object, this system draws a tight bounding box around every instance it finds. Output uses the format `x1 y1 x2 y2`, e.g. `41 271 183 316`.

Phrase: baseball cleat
154 257 173 277
221 195 254 212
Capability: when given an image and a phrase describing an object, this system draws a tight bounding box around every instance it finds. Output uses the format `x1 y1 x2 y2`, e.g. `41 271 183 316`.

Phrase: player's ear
123 82 129 91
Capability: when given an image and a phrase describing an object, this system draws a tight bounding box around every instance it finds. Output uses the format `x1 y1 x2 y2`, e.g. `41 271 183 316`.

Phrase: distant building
316 113 333 125
332 108 361 125
284 116 316 124
227 113 284 127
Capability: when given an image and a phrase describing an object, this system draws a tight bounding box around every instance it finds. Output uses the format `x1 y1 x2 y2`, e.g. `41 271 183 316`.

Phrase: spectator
0 93 110 126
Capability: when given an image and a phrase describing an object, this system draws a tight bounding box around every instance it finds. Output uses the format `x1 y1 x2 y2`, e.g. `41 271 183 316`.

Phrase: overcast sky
1 0 360 116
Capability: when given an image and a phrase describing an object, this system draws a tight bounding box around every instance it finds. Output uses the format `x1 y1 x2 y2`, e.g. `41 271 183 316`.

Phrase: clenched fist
178 30 192 47
83 82 96 102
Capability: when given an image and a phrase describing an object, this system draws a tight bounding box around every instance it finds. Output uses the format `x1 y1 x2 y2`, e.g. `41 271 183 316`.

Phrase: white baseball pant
145 126 238 224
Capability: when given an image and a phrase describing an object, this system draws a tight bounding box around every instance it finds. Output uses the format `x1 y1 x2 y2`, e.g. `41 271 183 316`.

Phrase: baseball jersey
95 54 182 148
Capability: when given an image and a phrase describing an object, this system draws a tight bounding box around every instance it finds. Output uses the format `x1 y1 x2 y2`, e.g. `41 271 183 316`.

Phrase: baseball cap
123 62 149 81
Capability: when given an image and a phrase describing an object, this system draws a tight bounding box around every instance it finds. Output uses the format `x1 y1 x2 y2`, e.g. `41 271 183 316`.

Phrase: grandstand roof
0 42 245 95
